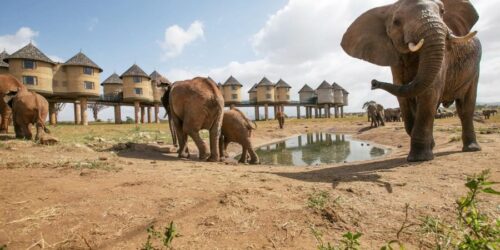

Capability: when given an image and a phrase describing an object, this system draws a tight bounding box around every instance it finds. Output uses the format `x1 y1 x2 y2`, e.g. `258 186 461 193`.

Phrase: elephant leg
239 146 248 163
218 135 225 161
22 124 32 140
456 84 481 152
207 114 223 162
0 106 11 133
188 131 209 160
35 123 43 141
398 97 416 136
14 120 23 139
224 138 229 158
247 141 259 164
172 117 189 158
407 94 438 162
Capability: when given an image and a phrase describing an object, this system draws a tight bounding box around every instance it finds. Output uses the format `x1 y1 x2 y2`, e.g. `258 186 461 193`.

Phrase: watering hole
248 132 389 166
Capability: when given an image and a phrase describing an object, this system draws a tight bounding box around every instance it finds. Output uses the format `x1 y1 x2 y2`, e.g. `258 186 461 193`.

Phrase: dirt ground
0 116 499 249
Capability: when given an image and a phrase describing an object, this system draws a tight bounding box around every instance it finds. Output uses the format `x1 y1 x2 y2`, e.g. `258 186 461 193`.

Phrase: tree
88 103 109 122
53 103 66 123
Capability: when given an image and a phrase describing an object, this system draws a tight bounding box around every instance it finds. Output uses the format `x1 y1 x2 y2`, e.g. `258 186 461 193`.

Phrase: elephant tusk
448 31 477 43
408 38 424 52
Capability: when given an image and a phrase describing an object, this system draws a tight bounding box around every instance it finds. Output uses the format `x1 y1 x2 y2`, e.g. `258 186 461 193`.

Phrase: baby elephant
276 110 285 129
4 90 50 140
219 108 259 164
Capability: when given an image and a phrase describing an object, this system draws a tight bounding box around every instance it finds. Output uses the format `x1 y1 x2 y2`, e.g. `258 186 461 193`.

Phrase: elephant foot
178 152 190 159
199 153 211 161
249 159 260 165
463 142 481 152
407 142 434 162
0 129 7 134
207 155 219 162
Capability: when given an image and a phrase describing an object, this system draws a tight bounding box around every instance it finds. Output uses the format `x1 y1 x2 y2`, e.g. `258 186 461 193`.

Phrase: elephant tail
233 108 256 130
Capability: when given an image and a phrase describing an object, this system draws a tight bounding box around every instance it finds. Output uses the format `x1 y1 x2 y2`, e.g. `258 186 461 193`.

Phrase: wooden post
314 107 318 118
141 106 146 124
324 104 330 118
74 102 81 125
49 102 56 125
79 97 88 126
334 106 339 118
341 106 344 118
147 106 152 123
264 104 269 121
297 106 301 119
134 101 140 124
114 105 122 124
255 106 259 121
154 104 160 123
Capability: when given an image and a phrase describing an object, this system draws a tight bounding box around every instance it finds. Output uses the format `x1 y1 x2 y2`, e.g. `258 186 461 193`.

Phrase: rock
397 144 403 148
114 143 128 150
98 156 108 161
39 135 59 145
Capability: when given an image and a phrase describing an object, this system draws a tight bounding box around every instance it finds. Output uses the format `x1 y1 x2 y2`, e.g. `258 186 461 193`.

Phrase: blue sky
1 0 499 121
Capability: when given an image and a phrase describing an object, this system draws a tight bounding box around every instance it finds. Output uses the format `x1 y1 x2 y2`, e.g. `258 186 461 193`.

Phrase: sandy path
0 118 498 249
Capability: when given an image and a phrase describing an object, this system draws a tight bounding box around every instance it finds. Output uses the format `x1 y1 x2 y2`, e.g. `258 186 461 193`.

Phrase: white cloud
88 17 99 32
158 21 204 58
164 0 500 112
0 27 39 53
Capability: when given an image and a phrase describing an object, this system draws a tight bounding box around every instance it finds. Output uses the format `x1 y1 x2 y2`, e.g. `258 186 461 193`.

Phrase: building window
287 95 290 100
231 86 237 90
231 94 238 100
84 81 94 90
23 76 38 85
133 76 141 83
62 81 68 86
266 94 272 99
53 80 59 87
83 67 93 75
266 86 271 91
23 60 36 69
134 88 143 95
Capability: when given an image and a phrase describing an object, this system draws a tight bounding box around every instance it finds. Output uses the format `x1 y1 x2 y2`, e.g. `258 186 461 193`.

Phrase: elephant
276 110 285 129
385 108 402 122
219 108 259 164
4 89 50 140
160 83 178 147
482 110 497 120
168 77 224 162
366 103 385 128
342 0 482 161
0 75 27 133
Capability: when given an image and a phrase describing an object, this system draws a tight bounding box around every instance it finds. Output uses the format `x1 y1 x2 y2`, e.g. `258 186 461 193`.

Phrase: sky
1 0 499 121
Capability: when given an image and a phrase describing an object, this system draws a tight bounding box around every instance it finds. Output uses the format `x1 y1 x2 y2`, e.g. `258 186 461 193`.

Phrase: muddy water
252 132 388 166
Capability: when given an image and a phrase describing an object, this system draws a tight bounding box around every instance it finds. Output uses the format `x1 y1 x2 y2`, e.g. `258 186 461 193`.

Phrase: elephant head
341 0 478 97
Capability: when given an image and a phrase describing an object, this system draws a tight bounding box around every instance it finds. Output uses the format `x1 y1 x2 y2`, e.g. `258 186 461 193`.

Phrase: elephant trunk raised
372 19 447 98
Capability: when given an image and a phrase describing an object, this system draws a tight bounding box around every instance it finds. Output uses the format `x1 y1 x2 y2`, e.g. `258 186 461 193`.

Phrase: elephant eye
393 18 401 26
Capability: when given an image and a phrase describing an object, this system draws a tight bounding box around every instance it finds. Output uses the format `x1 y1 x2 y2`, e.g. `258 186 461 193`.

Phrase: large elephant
342 0 481 161
4 90 50 140
385 108 402 122
0 75 27 133
219 108 259 164
168 77 224 162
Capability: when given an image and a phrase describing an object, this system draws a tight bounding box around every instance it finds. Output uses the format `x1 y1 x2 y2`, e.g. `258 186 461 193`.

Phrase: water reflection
250 132 388 166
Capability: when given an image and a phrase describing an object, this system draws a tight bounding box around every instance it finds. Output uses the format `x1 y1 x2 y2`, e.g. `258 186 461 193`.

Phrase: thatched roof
275 79 291 88
101 73 123 86
150 70 171 84
120 64 150 79
257 77 274 87
5 43 55 65
316 80 333 90
223 75 242 86
332 82 349 94
64 52 103 72
248 84 258 93
298 84 314 93
0 50 9 68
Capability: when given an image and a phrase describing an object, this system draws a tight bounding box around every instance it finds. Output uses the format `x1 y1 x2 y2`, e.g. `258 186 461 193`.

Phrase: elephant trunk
372 19 446 98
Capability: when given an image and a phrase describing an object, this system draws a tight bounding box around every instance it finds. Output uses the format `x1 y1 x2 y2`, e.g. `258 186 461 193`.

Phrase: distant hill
477 102 500 106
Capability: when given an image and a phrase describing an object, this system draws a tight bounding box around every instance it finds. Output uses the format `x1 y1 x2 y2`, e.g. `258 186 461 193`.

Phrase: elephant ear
441 0 479 36
341 4 399 67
